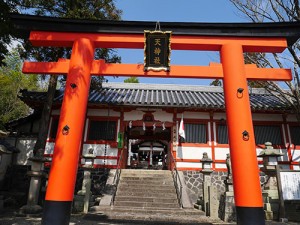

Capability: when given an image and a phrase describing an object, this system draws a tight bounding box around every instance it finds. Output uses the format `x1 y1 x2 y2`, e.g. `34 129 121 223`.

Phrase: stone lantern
75 148 96 213
257 142 283 220
257 142 283 172
19 156 51 215
201 152 213 173
200 152 217 217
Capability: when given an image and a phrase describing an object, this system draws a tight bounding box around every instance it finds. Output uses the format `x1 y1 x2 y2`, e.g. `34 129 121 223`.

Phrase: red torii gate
23 31 291 225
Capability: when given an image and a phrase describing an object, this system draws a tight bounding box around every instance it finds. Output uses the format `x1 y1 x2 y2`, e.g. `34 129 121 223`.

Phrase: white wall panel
177 147 212 159
153 109 173 122
82 144 118 157
291 150 300 162
176 162 202 168
214 148 230 160
94 159 117 165
215 163 227 169
124 110 144 121
293 165 300 170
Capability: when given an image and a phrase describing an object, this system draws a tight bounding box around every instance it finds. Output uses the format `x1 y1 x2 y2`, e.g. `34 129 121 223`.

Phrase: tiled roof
19 83 290 111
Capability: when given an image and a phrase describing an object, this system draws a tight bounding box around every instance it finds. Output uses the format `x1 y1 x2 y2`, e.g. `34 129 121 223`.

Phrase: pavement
0 208 300 225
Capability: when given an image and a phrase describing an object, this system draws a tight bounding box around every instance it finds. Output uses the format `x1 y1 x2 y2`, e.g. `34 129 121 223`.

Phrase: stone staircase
113 169 180 209
89 169 218 223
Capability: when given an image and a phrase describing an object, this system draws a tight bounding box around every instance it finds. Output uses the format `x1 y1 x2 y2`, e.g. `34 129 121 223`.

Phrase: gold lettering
154 39 161 46
154 57 161 64
154 47 161 55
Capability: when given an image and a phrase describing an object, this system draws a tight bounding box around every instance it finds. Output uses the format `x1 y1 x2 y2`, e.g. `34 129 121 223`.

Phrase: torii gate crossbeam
23 31 292 225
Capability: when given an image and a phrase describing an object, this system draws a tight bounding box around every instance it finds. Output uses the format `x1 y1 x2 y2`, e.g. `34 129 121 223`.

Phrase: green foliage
10 0 122 89
124 77 139 83
2 0 123 155
0 48 39 129
209 79 222 86
0 0 13 65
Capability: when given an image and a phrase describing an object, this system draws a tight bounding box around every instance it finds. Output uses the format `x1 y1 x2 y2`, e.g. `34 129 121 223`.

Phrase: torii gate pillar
42 38 95 224
221 43 264 224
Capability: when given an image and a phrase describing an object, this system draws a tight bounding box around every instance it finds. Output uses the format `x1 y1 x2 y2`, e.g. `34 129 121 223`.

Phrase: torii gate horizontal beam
22 60 292 81
29 31 288 52
10 13 300 46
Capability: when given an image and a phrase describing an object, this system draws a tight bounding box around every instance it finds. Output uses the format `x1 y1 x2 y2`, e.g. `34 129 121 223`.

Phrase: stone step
119 180 174 186
88 206 214 224
121 169 171 172
121 172 172 177
113 200 180 208
113 169 180 212
120 176 173 180
118 183 174 189
117 185 176 192
113 207 199 215
116 191 178 198
115 196 178 204
92 205 205 216
120 176 173 181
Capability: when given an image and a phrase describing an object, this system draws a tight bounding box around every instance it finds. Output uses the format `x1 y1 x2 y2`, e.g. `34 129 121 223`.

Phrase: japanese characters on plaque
144 30 171 72
280 171 300 200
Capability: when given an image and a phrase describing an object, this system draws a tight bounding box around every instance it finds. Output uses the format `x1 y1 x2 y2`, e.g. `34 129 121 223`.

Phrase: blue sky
107 0 248 85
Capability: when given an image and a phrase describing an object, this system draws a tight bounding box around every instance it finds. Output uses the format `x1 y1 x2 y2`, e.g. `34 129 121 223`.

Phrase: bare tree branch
230 0 300 122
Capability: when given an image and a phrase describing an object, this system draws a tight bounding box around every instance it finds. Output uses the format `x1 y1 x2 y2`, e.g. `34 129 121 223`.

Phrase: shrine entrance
13 14 300 225
126 120 171 170
128 140 168 170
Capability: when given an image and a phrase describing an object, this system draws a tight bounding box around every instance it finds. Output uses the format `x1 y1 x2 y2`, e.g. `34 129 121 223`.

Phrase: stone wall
183 170 268 204
183 171 227 203
183 170 269 222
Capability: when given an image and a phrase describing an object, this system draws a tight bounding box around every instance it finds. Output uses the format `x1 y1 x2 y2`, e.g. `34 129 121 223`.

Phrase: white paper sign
280 171 300 200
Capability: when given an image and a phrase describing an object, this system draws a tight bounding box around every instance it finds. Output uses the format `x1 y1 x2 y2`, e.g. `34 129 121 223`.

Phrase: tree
0 48 39 129
2 0 122 215
229 0 300 121
0 0 15 66
4 0 122 157
124 77 139 83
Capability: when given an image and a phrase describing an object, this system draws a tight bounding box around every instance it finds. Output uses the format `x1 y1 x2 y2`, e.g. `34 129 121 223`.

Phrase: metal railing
110 149 124 206
170 153 183 208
